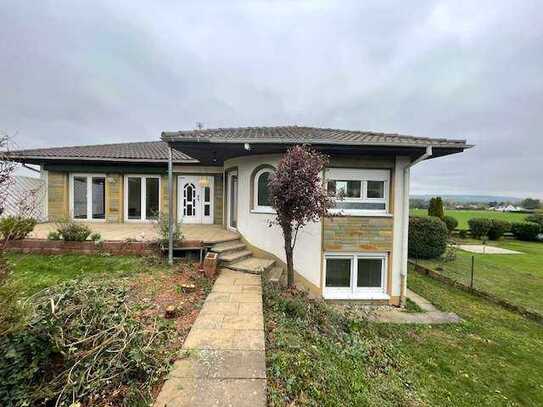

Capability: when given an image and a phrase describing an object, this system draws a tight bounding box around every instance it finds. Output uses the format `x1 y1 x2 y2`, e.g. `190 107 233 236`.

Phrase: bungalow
8 126 471 305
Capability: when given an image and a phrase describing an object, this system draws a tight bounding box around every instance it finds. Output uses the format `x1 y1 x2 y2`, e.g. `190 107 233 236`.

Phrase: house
7 126 471 305
0 175 46 220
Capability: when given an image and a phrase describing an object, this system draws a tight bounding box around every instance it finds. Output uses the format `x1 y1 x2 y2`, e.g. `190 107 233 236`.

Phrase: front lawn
414 238 543 315
0 253 213 407
264 272 543 406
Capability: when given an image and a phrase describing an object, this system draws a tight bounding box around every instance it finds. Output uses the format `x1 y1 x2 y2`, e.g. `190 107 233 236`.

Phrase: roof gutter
400 145 433 305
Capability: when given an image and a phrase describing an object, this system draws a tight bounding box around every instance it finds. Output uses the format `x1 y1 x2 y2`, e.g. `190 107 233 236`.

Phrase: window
124 175 161 221
70 174 106 221
326 168 389 215
324 253 387 299
252 167 275 212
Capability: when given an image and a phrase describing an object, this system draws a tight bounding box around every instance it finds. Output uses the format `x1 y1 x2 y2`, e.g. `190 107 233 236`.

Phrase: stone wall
47 171 68 221
105 174 122 223
214 175 223 225
323 216 393 252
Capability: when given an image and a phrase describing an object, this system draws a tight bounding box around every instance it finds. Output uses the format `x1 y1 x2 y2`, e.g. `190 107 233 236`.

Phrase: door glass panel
357 258 383 288
91 177 105 219
145 178 159 219
183 183 196 217
203 185 211 218
73 177 87 219
127 177 142 220
230 175 238 228
325 258 351 287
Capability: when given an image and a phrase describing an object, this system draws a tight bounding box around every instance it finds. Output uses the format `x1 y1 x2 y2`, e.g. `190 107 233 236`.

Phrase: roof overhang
5 155 199 166
163 139 469 166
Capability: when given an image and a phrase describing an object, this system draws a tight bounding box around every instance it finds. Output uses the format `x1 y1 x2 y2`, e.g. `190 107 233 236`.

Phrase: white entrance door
178 175 214 224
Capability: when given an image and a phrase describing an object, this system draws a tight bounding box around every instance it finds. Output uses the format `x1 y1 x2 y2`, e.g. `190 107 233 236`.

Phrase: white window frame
69 173 107 222
326 168 390 216
252 167 275 213
323 252 388 300
124 175 162 222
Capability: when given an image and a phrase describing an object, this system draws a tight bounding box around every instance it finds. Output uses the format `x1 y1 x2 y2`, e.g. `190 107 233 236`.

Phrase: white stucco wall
391 156 410 298
224 154 323 289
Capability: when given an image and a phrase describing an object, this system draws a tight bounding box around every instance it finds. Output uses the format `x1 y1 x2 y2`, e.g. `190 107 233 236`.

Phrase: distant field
409 209 528 229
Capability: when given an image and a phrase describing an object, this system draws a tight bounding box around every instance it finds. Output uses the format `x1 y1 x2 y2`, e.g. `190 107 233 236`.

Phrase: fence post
470 255 475 289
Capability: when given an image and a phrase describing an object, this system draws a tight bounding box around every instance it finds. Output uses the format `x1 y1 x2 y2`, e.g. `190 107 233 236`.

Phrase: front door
178 175 214 224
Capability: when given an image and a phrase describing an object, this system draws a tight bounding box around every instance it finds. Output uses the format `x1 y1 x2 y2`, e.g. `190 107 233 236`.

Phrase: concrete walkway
368 289 462 324
154 269 266 407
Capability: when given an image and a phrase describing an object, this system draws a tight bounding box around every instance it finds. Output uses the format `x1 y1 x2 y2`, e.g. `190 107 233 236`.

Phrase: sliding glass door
71 174 106 220
125 175 161 221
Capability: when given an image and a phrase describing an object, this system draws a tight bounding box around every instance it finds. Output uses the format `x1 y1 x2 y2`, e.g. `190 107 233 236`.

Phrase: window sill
323 291 390 301
327 209 392 217
250 208 276 215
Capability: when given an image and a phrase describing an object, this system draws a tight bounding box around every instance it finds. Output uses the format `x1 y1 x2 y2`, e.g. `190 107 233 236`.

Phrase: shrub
408 216 448 259
427 197 445 219
458 229 468 239
511 222 541 241
468 218 493 239
0 279 176 406
487 219 511 240
443 216 458 233
0 216 37 240
47 231 61 240
90 232 102 242
154 212 182 246
55 219 92 241
525 213 543 227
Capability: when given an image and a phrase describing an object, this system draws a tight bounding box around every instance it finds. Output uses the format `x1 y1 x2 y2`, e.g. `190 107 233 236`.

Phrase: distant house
7 126 471 305
489 205 525 212
0 175 46 220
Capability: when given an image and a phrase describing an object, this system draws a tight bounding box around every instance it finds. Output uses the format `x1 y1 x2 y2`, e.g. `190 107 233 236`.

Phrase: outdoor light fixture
199 176 209 187
244 143 251 151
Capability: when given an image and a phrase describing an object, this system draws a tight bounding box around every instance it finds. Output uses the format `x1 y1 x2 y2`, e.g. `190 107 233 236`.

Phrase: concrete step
205 234 242 245
266 266 284 284
227 258 275 274
219 249 253 264
211 240 246 254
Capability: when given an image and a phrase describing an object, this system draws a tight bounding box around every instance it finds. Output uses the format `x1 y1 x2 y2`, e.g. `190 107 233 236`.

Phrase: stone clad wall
214 175 223 225
47 171 68 221
106 174 122 223
323 216 393 252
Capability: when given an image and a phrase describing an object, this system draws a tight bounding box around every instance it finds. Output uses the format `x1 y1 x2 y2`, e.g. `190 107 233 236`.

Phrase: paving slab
154 377 266 407
155 269 267 407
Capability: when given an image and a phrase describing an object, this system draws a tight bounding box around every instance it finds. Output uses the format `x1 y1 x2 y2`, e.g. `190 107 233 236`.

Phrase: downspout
400 145 432 305
168 146 174 266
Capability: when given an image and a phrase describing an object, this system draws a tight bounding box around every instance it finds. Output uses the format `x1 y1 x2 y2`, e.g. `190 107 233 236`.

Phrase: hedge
511 222 541 241
408 216 448 259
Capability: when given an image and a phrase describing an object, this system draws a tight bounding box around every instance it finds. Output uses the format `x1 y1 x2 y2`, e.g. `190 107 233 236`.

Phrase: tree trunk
283 226 294 288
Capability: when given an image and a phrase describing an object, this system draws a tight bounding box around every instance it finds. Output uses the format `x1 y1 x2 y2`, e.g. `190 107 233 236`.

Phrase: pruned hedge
511 222 541 241
408 216 448 259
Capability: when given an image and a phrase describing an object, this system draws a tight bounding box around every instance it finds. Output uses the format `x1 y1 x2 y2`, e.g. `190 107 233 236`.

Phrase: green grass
415 238 543 315
2 253 164 298
264 272 543 406
410 209 528 229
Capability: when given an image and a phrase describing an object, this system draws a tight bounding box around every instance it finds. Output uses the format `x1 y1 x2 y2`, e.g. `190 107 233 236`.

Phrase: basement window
323 253 388 300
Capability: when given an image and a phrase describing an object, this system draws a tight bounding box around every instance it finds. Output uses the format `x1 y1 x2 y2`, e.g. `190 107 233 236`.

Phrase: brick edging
409 260 543 325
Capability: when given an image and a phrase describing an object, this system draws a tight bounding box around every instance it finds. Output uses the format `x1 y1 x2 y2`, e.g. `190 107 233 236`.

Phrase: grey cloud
1 0 541 197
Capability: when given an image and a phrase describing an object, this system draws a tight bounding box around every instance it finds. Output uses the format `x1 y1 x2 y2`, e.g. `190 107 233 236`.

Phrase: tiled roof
8 141 194 163
162 126 471 149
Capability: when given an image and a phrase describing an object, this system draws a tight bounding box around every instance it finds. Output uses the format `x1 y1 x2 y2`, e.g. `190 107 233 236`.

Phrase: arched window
252 166 275 212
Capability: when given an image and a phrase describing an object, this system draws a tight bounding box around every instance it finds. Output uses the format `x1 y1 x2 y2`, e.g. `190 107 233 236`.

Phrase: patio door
178 175 214 224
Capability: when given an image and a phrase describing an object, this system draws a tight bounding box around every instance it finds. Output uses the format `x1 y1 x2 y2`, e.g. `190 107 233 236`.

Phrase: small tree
521 198 541 210
428 197 445 219
269 145 334 288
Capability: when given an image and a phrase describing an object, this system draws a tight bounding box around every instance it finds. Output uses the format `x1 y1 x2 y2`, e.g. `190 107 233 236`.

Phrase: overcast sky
1 1 542 198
